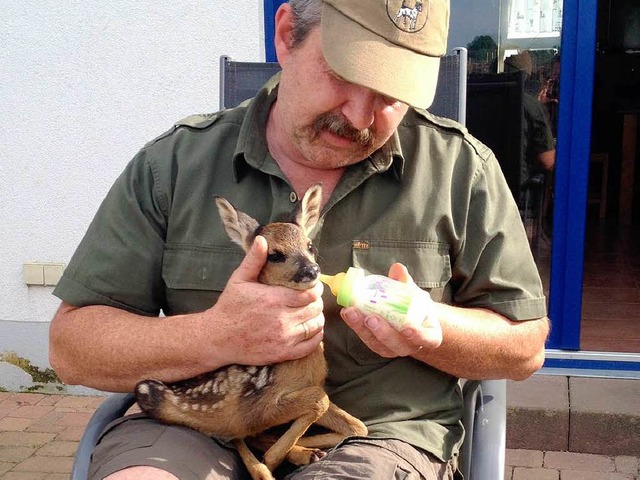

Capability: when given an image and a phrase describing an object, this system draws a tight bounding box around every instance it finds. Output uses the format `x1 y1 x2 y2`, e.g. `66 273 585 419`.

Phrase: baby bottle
320 267 434 331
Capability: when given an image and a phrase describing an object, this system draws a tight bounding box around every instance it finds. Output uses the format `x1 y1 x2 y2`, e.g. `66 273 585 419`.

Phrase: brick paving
0 391 639 479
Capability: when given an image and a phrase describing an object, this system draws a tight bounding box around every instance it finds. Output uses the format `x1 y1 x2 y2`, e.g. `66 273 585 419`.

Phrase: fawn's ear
293 183 322 236
215 196 261 252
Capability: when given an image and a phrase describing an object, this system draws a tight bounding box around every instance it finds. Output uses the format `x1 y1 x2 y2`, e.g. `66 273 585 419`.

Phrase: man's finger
229 235 268 283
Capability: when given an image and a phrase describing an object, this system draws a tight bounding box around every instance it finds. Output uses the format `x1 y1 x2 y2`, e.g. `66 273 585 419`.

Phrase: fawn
135 184 367 480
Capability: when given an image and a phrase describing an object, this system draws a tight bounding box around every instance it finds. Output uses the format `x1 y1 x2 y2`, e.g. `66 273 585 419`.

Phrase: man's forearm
415 304 549 381
49 302 220 392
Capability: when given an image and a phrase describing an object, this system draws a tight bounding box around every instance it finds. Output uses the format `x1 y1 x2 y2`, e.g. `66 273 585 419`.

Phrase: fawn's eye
308 242 318 256
267 250 286 263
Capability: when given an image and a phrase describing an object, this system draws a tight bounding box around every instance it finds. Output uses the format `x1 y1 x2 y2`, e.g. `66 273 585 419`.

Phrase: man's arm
342 305 548 381
537 149 556 171
49 237 325 392
341 263 549 381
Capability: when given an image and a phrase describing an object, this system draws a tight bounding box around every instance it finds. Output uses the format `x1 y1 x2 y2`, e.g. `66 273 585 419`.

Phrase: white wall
0 1 265 391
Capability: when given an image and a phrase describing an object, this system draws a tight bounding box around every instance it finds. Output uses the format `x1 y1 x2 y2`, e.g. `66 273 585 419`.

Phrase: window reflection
448 0 563 296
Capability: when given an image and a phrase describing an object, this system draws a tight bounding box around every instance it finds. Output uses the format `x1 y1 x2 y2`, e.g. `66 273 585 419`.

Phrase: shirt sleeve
53 149 168 316
451 149 548 321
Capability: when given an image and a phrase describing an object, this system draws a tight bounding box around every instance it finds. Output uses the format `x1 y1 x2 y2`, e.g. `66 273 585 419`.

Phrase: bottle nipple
320 272 346 297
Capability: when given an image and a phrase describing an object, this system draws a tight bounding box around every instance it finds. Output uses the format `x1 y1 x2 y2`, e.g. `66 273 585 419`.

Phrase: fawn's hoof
134 379 168 415
249 463 275 480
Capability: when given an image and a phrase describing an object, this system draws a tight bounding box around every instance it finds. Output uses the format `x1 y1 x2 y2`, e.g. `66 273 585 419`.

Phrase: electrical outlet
44 264 66 286
23 263 45 285
23 262 66 286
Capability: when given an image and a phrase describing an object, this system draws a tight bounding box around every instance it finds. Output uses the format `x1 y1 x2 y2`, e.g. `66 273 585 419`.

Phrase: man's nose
341 85 377 131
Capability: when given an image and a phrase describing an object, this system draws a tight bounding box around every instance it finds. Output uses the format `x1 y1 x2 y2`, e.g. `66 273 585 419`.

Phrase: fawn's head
215 184 322 290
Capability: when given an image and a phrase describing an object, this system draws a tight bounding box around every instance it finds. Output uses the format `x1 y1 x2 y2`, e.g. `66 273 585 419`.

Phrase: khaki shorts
89 413 458 480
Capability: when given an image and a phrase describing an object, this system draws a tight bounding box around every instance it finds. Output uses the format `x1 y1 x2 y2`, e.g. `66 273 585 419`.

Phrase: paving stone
507 376 570 451
0 417 33 431
569 378 640 456
544 451 615 472
56 426 84 442
9 405 54 420
55 411 92 427
26 423 67 434
12 455 73 473
0 461 18 475
560 470 634 480
45 474 73 480
505 465 514 480
36 440 79 457
86 396 107 409
506 449 544 468
35 410 67 425
7 394 46 406
35 395 64 407
615 456 640 475
2 473 48 479
513 466 559 480
0 431 56 447
53 396 95 409
0 402 20 418
0 446 37 463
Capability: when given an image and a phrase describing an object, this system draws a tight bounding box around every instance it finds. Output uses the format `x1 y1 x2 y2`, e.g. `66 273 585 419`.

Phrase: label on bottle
355 275 416 330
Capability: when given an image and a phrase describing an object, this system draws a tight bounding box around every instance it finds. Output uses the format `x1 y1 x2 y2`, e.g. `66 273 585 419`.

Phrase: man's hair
289 0 323 48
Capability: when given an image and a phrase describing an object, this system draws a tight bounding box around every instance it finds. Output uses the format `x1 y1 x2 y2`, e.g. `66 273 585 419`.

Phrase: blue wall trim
544 358 640 372
263 0 286 62
547 0 598 349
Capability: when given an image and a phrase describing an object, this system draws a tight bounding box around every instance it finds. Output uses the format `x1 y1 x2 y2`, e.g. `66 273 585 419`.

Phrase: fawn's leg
248 434 326 466
295 401 367 449
261 387 330 471
234 439 275 480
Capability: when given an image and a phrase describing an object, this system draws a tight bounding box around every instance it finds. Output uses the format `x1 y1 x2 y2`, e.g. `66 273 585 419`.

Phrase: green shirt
54 77 547 462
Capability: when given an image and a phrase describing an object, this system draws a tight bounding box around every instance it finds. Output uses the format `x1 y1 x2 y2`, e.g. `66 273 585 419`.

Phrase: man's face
272 27 409 170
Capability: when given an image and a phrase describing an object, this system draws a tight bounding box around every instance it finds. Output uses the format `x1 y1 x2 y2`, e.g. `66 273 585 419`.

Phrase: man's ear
273 3 294 65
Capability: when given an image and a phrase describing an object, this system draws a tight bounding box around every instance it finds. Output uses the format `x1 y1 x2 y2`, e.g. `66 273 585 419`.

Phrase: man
50 1 549 479
504 51 556 178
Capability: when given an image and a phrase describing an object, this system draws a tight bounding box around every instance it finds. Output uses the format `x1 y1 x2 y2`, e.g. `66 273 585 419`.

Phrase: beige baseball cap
321 0 450 109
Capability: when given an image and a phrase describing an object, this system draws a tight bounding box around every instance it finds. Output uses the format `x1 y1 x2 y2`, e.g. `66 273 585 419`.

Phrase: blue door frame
547 0 597 350
264 0 287 62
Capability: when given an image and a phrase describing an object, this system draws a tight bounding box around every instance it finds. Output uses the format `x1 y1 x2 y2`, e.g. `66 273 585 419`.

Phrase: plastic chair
71 47 506 480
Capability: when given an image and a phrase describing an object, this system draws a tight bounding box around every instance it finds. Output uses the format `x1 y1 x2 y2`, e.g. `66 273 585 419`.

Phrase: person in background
504 51 556 179
49 1 549 479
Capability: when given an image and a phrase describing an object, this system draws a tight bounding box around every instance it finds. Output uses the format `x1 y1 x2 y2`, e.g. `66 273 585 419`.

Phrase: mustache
312 113 375 149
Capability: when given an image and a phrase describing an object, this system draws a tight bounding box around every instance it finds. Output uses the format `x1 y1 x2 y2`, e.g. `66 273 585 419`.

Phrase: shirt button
289 191 298 203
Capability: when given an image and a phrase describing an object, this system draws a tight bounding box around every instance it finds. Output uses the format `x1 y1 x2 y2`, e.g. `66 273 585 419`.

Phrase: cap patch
387 0 429 33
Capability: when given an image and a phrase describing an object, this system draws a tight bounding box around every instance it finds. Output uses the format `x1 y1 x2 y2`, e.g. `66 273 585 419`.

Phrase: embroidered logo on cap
387 0 429 33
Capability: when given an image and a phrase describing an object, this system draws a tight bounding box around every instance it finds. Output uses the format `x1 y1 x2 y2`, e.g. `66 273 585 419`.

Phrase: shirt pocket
351 240 452 290
346 240 452 366
161 244 244 314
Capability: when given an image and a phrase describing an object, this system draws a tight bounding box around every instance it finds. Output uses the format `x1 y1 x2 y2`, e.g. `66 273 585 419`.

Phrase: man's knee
103 465 179 480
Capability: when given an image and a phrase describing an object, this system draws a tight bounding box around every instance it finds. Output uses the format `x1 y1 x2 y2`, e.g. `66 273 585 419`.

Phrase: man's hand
205 236 325 367
340 262 442 358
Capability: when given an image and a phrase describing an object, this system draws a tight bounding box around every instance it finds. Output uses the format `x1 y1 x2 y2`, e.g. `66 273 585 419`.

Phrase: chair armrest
71 393 136 480
460 380 507 480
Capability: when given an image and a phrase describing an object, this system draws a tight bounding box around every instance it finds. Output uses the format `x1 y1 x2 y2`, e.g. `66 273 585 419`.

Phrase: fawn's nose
294 263 320 283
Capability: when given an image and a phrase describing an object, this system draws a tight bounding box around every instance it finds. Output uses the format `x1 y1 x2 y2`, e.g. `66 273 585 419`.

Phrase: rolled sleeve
54 150 168 316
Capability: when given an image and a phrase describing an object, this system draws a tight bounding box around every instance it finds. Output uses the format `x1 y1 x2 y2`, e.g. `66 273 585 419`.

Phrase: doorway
580 0 640 353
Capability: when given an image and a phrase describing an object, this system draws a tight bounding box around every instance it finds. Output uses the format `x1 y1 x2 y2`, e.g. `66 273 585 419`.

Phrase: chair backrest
219 49 468 125
428 47 467 125
466 71 525 201
219 55 281 109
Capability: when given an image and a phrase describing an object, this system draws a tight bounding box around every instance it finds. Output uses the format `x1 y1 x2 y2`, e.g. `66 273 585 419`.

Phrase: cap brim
321 3 440 110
